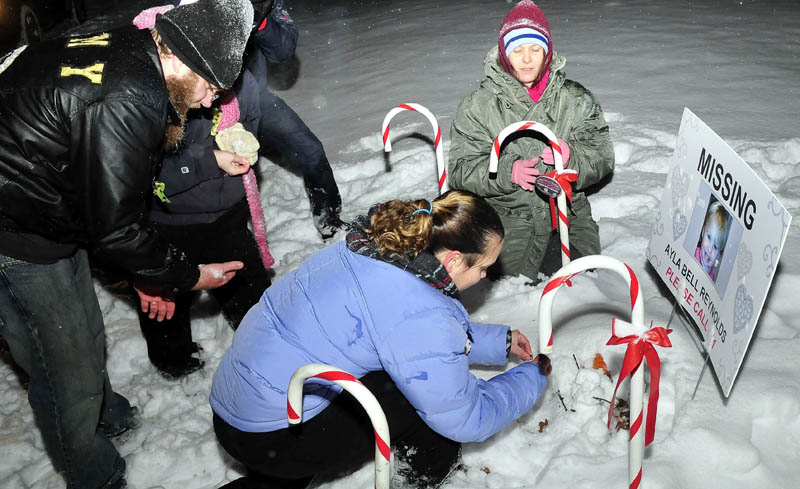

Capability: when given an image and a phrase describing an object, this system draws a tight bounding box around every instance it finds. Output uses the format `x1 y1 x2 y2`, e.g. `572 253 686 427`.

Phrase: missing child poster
647 108 792 397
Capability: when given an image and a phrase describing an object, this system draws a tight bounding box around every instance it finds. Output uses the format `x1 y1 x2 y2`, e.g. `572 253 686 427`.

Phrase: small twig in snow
556 390 575 412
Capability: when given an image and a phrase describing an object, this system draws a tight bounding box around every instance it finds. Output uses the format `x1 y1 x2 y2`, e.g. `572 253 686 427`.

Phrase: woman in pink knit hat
448 0 615 283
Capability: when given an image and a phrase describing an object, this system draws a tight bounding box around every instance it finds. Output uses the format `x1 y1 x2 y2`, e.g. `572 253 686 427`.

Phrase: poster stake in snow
489 121 576 268
538 255 672 489
381 103 448 193
287 364 391 489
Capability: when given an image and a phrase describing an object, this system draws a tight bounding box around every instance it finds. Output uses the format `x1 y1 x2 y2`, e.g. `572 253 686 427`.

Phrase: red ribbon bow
606 320 672 446
544 170 578 230
542 271 578 296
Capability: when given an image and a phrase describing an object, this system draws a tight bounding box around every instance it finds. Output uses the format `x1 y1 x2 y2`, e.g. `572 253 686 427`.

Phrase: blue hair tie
412 200 434 216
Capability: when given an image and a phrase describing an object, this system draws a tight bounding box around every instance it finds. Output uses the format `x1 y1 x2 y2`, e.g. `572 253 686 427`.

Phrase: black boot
101 455 127 489
154 355 205 380
151 342 205 380
100 405 142 438
219 474 311 489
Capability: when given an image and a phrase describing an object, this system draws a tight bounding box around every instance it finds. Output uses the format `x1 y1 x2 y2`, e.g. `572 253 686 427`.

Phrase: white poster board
647 108 792 397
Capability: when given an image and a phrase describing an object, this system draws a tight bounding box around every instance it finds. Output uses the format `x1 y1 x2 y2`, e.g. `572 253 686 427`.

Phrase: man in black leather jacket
0 1 253 487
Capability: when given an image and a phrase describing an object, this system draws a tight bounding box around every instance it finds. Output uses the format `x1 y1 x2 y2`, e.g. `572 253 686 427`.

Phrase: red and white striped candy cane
537 255 648 489
287 364 391 489
381 103 448 193
489 120 570 267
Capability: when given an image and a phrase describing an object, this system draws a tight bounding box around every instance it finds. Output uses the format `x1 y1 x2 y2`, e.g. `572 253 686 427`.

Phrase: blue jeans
0 250 127 488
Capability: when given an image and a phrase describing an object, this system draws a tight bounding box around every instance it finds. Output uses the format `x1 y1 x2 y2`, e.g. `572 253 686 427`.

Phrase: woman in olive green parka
448 0 614 282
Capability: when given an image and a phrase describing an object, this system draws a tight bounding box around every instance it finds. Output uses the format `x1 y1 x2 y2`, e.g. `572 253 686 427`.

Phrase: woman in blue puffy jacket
210 189 551 489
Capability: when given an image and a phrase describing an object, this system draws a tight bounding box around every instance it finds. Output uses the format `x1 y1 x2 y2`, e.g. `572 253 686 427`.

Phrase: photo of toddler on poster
682 184 742 298
693 197 731 281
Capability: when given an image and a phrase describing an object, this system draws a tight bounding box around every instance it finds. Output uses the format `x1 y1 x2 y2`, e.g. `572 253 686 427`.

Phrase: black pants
256 87 341 220
138 202 271 367
214 371 461 489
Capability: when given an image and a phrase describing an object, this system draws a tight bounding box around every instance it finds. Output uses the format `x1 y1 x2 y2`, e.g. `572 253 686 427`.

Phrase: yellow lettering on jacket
67 33 110 47
60 63 105 84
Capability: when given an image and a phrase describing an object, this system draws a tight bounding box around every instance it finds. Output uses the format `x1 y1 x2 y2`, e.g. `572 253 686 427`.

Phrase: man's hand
214 150 251 176
134 286 175 322
509 329 534 361
192 261 244 290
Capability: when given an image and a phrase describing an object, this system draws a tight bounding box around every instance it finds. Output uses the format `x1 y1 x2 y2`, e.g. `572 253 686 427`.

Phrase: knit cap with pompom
497 0 552 78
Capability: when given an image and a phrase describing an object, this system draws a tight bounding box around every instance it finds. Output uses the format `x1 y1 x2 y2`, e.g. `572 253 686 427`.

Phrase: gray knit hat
156 0 254 89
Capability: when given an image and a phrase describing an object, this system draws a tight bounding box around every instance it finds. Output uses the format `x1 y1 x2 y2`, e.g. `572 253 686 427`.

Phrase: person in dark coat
137 68 272 379
0 1 254 487
247 0 345 240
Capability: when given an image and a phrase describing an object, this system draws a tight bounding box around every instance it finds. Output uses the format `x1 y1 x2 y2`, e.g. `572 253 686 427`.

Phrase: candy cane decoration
381 103 448 193
538 255 672 489
288 364 391 489
489 121 572 267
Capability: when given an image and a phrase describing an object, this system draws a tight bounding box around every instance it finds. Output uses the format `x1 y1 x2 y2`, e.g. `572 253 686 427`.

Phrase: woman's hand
214 150 251 176
541 138 570 167
510 158 541 191
510 329 534 361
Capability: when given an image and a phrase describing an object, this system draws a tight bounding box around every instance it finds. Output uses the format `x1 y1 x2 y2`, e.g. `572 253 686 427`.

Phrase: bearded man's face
163 70 211 150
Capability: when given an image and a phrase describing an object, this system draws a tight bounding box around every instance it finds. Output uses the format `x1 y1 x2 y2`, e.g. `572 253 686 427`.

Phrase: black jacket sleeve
253 0 298 63
237 70 262 134
72 97 199 291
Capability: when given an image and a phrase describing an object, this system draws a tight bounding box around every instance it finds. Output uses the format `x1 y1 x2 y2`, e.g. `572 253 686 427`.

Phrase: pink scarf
216 96 275 270
526 70 549 103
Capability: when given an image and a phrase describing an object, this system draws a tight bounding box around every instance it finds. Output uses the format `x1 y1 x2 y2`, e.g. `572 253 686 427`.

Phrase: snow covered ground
1 1 798 488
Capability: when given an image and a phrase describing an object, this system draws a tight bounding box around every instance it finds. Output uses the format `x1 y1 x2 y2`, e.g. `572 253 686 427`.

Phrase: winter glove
541 138 570 167
533 354 552 376
511 158 541 191
215 122 260 164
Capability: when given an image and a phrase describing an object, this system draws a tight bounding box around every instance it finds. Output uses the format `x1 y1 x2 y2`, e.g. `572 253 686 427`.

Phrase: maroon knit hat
497 0 552 77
